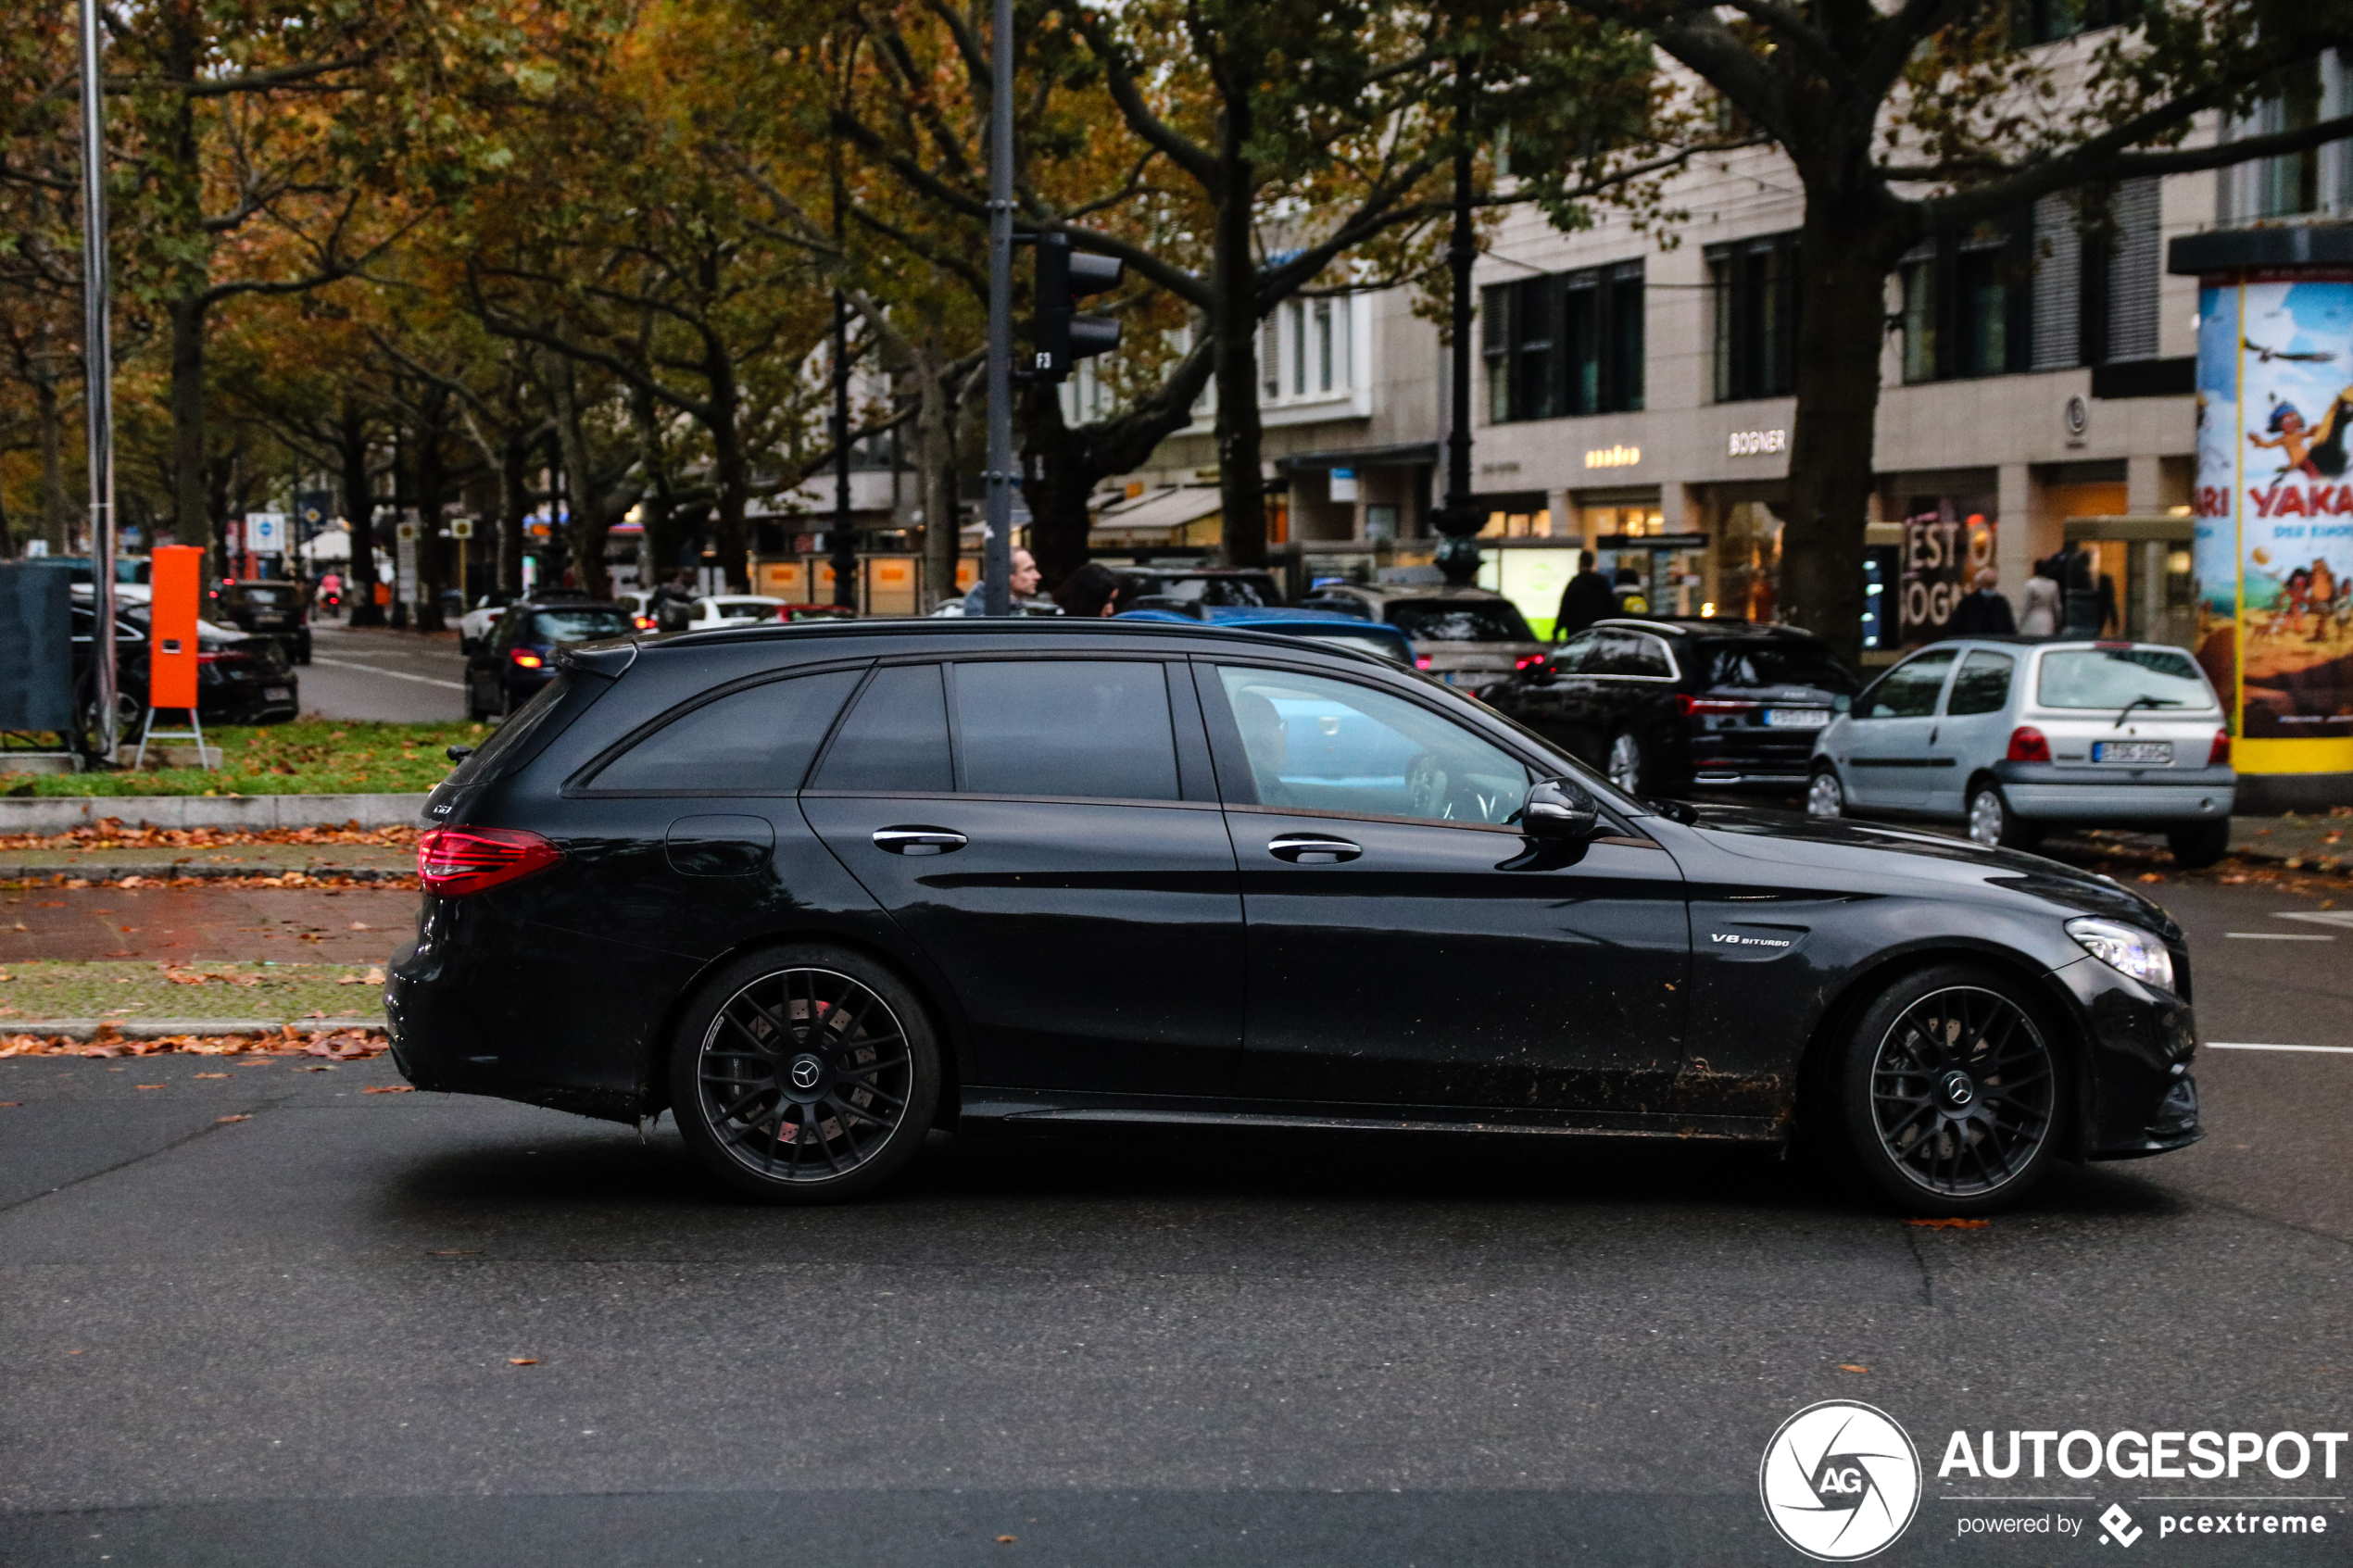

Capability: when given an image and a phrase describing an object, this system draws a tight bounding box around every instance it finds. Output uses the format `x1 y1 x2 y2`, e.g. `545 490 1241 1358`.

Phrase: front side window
811 664 953 792
1857 649 1957 719
588 669 863 793
1214 666 1530 825
2035 648 2214 711
1945 650 2016 716
953 660 1181 802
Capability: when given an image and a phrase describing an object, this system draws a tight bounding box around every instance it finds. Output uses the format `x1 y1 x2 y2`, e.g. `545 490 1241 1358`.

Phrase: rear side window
1945 650 2015 716
586 669 862 793
1705 641 1858 693
1588 631 1674 678
1857 649 1956 719
1550 632 1602 673
954 660 1180 801
811 664 953 793
444 672 586 787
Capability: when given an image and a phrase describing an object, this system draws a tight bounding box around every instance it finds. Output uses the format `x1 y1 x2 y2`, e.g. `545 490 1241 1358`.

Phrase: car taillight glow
511 649 544 669
417 827 562 897
1516 654 1546 670
1415 656 1432 670
1676 695 1760 717
633 615 655 631
2209 730 2232 766
2007 725 2052 763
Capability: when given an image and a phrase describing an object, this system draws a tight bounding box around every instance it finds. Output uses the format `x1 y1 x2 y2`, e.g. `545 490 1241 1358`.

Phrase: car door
1923 647 2017 816
1199 660 1691 1114
1839 648 1957 809
799 656 1244 1097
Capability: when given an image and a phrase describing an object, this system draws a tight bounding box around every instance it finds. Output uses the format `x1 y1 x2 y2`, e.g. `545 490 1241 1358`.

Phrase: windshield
530 608 632 644
228 585 296 606
1383 599 1536 643
1703 640 1859 693
2036 647 2214 711
1155 575 1277 607
709 599 780 618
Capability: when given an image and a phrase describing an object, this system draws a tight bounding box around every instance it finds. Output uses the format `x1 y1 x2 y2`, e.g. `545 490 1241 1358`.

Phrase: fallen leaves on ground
1 871 419 892
1906 1217 1991 1230
0 1022 389 1060
1837 1364 1870 1374
216 1114 249 1123
361 1085 414 1094
508 1358 540 1366
0 821 422 853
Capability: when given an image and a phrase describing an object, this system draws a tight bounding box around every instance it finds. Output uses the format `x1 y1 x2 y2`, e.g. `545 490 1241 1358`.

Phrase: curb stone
0 862 413 884
0 793 428 834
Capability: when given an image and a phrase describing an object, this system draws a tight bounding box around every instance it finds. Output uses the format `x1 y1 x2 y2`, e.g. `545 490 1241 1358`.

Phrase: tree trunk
915 341 962 609
339 400 384 626
706 351 750 593
412 399 449 632
1020 383 1094 590
169 296 211 559
497 431 529 596
1211 157 1266 570
1779 195 1912 668
547 358 613 599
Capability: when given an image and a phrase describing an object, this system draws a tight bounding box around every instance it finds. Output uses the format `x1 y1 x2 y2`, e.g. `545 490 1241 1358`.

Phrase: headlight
2066 917 2175 992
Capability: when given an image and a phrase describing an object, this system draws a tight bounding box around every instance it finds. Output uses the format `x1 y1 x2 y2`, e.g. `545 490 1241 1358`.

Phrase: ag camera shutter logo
1760 1400 1921 1560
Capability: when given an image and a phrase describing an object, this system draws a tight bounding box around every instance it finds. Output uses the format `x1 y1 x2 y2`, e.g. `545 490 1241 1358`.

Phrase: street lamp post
1431 55 1482 588
832 290 857 609
979 0 1014 617
77 0 119 759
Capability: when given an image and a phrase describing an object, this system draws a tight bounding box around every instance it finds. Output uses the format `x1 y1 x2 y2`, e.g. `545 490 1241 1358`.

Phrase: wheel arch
638 923 964 1130
1791 941 2097 1161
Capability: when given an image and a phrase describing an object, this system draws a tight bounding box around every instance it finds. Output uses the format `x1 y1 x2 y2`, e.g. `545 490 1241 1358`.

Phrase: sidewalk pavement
0 844 415 883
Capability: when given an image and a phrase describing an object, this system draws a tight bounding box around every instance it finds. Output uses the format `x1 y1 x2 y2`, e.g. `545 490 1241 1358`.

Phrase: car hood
1671 802 2181 936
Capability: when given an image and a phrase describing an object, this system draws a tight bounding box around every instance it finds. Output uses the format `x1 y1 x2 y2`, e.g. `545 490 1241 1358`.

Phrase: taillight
2209 730 2231 766
417 827 562 897
1676 695 1761 717
1516 654 1546 670
633 615 655 630
511 649 544 669
1415 656 1433 671
2007 726 2052 763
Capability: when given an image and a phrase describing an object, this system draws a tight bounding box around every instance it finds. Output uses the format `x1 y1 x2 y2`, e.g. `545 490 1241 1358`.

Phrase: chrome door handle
1267 833 1362 864
872 827 967 856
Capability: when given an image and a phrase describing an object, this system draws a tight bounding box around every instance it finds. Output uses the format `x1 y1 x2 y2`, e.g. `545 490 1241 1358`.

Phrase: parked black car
393 618 2200 1217
1114 567 1285 615
1482 618 1862 796
208 580 312 664
67 594 297 756
463 599 635 720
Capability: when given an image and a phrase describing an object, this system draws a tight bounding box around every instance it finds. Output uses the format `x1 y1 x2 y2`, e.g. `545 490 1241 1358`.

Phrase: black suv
1482 619 1860 796
465 598 635 720
209 580 312 664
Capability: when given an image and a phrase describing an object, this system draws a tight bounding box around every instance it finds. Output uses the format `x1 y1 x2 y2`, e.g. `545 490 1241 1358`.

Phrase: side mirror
1831 694 1853 714
446 745 476 763
1520 776 1600 840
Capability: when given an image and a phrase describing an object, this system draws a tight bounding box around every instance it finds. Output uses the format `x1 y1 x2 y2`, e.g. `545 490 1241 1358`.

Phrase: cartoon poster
2193 272 2353 762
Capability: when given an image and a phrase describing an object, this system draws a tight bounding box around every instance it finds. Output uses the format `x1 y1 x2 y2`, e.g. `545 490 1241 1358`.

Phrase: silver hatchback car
1806 638 2236 865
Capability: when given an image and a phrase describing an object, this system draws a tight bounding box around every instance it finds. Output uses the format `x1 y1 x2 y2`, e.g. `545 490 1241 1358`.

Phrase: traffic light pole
78 0 118 759
980 0 1014 618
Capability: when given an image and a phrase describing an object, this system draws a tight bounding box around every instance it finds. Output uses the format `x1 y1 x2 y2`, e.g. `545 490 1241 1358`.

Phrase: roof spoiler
557 640 639 680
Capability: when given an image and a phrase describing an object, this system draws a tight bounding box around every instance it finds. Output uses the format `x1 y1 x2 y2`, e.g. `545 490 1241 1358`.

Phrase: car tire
458 637 476 657
668 945 942 1204
463 677 490 723
2167 818 2231 869
1606 729 1648 795
1965 781 2039 850
1839 963 2066 1217
1806 766 1845 819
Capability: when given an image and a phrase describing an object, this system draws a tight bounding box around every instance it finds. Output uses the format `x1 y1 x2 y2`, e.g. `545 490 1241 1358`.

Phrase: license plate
252 614 283 625
1764 709 1831 729
2093 740 2171 764
263 686 291 701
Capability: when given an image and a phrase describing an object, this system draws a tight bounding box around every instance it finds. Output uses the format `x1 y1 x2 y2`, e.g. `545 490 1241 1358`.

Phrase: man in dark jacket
1950 568 2018 635
1552 550 1617 642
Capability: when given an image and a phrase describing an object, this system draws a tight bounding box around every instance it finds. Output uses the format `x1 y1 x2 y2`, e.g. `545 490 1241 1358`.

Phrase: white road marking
2225 932 2335 940
2273 910 2353 929
307 656 465 692
2205 1042 2353 1055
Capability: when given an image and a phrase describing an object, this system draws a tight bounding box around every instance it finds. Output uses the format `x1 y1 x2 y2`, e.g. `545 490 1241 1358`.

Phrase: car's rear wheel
1840 965 2063 1216
1965 781 2039 849
2167 818 2230 869
1806 766 1845 819
1606 729 1648 794
668 946 941 1204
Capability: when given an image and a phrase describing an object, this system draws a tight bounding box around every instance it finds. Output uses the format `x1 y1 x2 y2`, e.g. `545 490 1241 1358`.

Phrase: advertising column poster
2195 270 2353 776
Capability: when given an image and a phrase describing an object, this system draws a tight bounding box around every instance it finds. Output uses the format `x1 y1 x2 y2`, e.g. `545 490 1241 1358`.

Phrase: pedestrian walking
1949 568 2017 635
960 548 1042 614
1052 562 1132 619
1551 550 1617 641
2019 558 2061 636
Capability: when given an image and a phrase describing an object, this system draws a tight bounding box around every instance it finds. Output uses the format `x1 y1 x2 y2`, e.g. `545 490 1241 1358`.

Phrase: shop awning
1276 443 1439 473
1089 486 1225 546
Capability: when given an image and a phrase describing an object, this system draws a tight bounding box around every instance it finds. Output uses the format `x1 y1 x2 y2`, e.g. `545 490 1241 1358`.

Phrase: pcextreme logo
1760 1400 1923 1561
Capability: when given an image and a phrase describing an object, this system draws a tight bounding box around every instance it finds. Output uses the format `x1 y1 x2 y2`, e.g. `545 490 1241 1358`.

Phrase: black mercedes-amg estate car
389 619 2201 1214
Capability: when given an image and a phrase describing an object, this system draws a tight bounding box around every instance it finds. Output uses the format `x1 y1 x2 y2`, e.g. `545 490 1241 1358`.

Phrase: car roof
1590 617 1806 639
656 614 1410 667
1328 583 1510 601
1901 636 2192 653
517 597 627 612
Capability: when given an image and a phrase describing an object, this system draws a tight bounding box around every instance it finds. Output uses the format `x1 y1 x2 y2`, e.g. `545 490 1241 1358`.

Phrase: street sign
296 491 332 536
450 518 475 539
246 512 285 555
395 521 419 606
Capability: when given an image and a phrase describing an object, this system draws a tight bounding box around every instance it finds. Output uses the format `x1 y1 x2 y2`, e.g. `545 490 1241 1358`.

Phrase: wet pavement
0 884 418 965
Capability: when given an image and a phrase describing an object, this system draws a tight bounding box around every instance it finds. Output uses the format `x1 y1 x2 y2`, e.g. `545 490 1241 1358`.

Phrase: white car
456 593 517 655
681 595 787 631
1807 637 2236 865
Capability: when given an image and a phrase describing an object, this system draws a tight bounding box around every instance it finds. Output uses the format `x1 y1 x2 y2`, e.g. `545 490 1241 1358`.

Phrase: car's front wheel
668 946 942 1204
1966 782 2039 849
2168 818 2230 869
1840 964 2064 1216
1806 766 1845 819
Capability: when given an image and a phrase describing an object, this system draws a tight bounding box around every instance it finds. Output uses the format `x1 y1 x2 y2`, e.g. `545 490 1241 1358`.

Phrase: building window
2220 56 2350 221
1260 316 1279 400
2012 0 2145 44
1315 300 1335 393
1897 220 2032 383
2029 180 2161 370
1480 260 1642 424
1289 301 1307 396
1707 232 1799 402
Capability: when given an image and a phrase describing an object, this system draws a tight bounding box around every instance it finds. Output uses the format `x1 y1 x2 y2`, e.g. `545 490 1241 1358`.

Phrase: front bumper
1994 762 2234 823
2045 953 2204 1159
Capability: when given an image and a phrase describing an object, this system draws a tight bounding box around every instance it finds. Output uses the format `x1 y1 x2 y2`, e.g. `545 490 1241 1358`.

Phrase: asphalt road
298 622 468 722
1 874 2349 1566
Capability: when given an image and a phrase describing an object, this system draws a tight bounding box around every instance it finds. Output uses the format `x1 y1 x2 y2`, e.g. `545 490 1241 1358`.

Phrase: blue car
1115 605 1415 665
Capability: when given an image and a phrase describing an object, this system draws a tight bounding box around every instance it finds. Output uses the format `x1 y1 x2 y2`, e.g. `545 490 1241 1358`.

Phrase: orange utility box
148 546 203 711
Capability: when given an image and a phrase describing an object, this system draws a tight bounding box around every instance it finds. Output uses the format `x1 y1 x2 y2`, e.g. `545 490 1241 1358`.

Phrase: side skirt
959 1090 1780 1144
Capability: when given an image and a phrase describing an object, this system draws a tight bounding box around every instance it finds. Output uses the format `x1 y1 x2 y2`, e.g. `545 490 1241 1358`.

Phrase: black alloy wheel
1840 965 2062 1215
669 946 941 1203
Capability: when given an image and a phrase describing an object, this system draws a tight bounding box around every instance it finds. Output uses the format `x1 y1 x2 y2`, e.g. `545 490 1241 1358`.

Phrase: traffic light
1032 233 1122 382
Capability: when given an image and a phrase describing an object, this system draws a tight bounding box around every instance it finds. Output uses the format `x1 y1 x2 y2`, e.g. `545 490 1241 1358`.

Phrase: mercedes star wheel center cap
1940 1070 1975 1109
789 1058 823 1091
